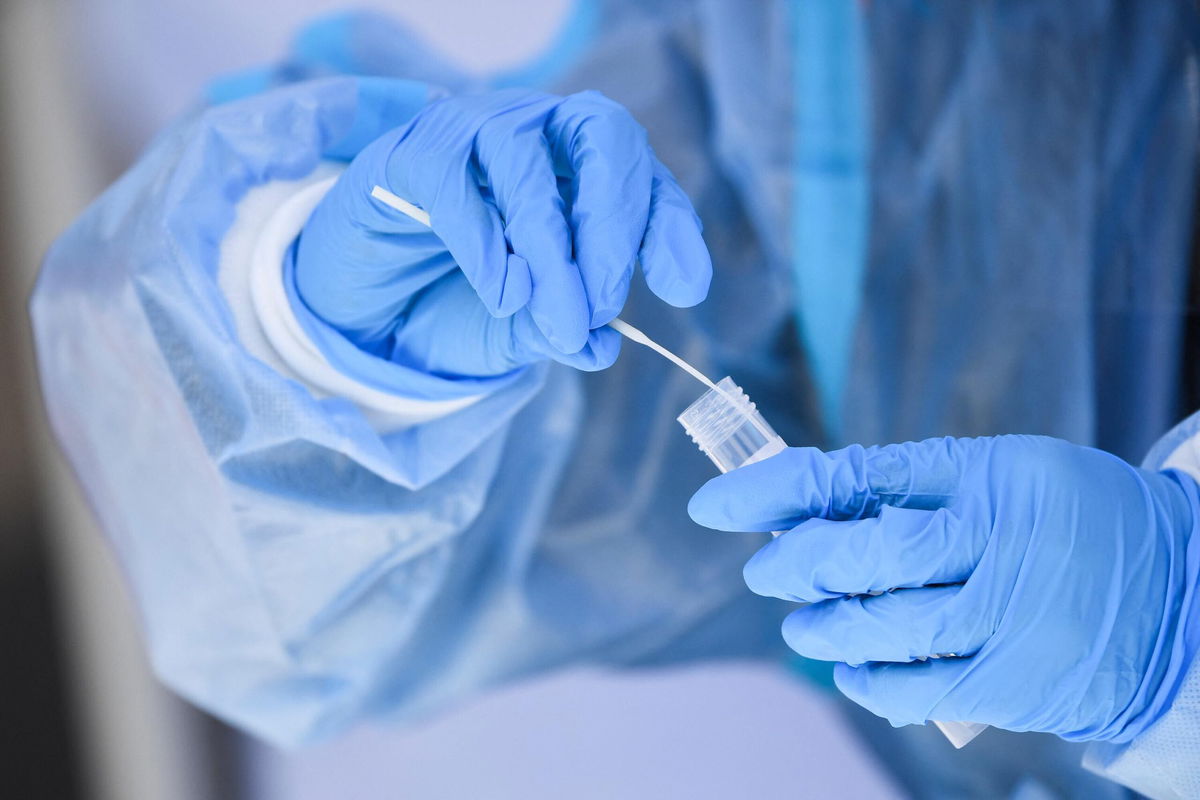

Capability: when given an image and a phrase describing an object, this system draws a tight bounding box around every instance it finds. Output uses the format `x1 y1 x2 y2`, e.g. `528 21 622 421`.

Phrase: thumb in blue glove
689 435 1200 743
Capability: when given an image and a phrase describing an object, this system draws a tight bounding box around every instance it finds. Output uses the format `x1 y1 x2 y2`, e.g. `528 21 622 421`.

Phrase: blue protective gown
30 0 1200 797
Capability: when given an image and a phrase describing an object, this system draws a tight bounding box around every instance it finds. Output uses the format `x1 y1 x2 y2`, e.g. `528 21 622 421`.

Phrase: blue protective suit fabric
689 436 1200 744
790 0 869 440
31 73 784 747
31 1 1200 797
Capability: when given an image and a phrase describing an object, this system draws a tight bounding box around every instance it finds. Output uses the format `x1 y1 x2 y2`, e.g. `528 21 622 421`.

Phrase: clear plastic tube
677 377 986 749
677 377 785 473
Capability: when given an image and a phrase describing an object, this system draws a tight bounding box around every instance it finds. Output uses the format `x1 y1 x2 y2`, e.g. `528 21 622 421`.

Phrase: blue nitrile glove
293 88 712 382
688 435 1200 743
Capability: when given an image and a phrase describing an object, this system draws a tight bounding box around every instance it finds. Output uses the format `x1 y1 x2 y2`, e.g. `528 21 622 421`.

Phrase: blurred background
0 0 900 797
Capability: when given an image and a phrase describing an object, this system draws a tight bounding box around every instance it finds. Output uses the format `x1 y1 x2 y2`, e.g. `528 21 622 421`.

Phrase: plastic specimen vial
676 377 786 473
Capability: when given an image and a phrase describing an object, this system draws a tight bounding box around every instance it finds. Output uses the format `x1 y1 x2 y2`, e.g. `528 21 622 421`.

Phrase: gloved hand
293 88 712 381
688 435 1200 743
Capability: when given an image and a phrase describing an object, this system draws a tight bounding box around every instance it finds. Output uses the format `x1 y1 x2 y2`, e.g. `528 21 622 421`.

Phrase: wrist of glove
689 434 1200 743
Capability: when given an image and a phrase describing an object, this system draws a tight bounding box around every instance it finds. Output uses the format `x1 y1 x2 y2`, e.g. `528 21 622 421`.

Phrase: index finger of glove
743 507 985 602
688 439 979 532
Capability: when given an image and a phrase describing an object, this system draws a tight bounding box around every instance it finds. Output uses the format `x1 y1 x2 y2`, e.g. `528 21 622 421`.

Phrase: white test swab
371 185 430 226
606 318 717 390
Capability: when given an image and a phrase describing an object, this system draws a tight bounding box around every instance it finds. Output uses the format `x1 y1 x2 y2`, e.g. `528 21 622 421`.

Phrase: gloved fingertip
832 662 868 702
687 482 717 528
534 310 590 355
642 226 713 308
551 327 622 372
687 475 740 530
741 547 778 597
833 662 930 728
491 253 532 317
587 326 623 369
672 280 712 309
660 273 712 308
588 301 623 330
588 261 636 328
780 608 841 662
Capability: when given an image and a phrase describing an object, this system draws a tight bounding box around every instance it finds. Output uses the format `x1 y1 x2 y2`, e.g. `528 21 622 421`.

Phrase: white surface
239 173 480 423
247 663 903 800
